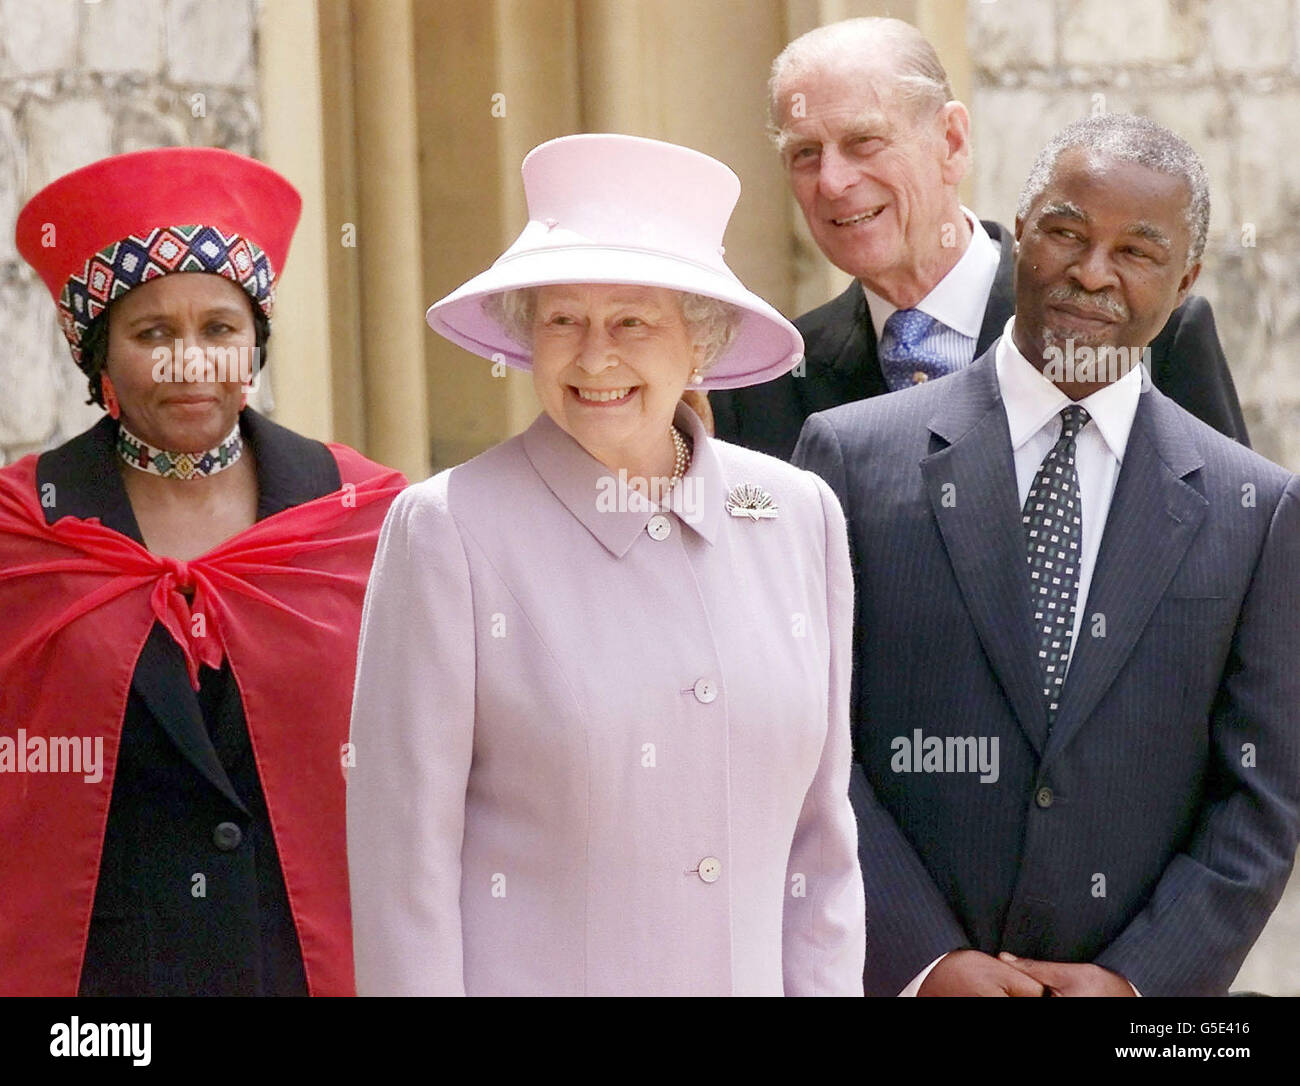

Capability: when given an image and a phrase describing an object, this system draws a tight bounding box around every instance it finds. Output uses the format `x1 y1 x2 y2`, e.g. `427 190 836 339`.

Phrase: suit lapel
977 221 1017 355
798 284 888 421
920 353 1050 755
131 628 248 811
1044 390 1208 762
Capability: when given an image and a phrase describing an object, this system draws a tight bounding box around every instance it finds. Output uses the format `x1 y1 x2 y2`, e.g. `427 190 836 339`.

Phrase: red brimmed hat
15 147 302 369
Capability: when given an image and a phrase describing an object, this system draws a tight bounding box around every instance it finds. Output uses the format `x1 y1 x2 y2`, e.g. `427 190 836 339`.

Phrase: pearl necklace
669 425 692 487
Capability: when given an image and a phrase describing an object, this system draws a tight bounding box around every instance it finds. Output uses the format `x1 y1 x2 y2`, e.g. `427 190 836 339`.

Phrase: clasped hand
917 949 1135 996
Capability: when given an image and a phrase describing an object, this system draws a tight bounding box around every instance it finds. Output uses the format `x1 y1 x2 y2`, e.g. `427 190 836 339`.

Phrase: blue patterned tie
878 308 950 391
1023 404 1090 729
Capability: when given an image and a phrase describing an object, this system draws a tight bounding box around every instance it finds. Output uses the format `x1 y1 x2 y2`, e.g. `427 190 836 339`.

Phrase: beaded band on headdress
58 224 276 368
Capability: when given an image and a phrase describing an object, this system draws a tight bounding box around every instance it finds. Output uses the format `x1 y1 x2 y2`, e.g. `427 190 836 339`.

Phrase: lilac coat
346 402 864 995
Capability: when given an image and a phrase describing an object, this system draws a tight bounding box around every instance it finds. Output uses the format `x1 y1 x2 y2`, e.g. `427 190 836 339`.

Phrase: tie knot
1059 404 1090 441
883 308 935 349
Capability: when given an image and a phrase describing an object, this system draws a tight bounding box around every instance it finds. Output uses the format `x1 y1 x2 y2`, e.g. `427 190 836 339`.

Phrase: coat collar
521 400 724 558
976 221 1016 356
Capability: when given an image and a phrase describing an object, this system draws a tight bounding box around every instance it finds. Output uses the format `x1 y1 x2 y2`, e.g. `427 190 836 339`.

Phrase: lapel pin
725 483 778 521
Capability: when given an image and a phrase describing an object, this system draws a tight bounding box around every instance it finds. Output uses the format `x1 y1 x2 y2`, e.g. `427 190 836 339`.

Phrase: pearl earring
690 369 704 386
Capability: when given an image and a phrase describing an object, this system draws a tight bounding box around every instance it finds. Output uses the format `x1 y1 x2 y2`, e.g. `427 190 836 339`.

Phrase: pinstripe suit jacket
793 346 1300 996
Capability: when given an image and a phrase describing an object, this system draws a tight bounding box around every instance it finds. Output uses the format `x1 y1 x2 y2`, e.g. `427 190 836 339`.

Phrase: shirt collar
995 316 1142 462
862 208 1001 340
521 401 723 558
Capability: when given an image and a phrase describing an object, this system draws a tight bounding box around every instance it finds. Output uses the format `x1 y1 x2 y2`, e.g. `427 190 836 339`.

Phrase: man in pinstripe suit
794 114 1300 996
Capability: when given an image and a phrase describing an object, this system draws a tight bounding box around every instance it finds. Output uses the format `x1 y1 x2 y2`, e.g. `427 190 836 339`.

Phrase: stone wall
970 0 1300 995
0 0 259 465
970 0 1300 473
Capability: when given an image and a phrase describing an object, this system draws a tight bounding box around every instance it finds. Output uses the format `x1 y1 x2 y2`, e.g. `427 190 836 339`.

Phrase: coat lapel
798 284 888 420
976 220 1016 355
1043 390 1208 762
919 353 1050 754
132 629 249 811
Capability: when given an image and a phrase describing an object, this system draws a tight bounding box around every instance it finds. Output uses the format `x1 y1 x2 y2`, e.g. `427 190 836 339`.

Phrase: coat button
698 857 721 883
1035 786 1054 809
912 371 929 384
647 514 671 541
692 678 717 703
213 822 243 851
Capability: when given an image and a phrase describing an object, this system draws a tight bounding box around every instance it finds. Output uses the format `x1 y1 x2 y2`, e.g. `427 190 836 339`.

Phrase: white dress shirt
863 208 1001 380
899 316 1142 996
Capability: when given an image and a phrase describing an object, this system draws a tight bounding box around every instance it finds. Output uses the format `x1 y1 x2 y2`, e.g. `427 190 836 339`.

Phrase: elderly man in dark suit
712 17 1248 459
793 112 1300 996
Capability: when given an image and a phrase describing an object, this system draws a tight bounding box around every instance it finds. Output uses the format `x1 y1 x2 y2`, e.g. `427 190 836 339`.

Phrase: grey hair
483 287 743 373
768 17 953 139
1016 113 1210 267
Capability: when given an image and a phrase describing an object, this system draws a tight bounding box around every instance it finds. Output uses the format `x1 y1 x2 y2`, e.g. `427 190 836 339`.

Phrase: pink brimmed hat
425 133 803 390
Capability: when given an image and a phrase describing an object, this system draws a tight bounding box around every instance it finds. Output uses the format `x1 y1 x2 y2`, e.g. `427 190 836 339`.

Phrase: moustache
1045 286 1128 322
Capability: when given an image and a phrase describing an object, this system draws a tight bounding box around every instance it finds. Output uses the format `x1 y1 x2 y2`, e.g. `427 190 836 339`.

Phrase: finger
999 963 1048 997
998 952 1062 993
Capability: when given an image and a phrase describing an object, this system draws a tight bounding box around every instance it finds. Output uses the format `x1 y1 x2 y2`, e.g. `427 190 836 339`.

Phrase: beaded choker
116 421 244 480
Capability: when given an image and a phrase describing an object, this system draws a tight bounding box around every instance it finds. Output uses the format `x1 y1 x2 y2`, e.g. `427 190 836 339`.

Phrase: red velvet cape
0 445 405 995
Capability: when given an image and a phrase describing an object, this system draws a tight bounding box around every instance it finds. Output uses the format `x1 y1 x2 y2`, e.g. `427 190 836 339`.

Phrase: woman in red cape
0 148 406 995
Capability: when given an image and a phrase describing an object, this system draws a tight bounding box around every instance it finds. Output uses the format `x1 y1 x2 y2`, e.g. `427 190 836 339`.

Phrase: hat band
57 225 277 369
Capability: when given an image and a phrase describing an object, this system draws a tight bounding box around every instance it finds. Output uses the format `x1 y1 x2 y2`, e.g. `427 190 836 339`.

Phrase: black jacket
712 221 1250 459
36 409 342 996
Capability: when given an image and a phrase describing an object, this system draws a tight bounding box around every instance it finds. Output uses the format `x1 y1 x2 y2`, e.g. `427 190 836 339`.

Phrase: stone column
350 0 431 481
259 0 336 445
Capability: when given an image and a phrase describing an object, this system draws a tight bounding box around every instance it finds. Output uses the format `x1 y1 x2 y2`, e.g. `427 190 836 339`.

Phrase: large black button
1035 787 1054 809
213 822 243 851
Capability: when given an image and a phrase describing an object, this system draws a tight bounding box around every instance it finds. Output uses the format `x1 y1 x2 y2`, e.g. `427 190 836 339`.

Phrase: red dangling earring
240 389 248 411
102 374 120 420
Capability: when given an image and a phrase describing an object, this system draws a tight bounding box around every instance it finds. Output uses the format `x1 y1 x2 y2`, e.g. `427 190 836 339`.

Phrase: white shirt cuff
898 954 948 996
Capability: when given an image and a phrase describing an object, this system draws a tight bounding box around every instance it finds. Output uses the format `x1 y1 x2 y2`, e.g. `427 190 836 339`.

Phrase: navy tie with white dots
1022 404 1090 729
